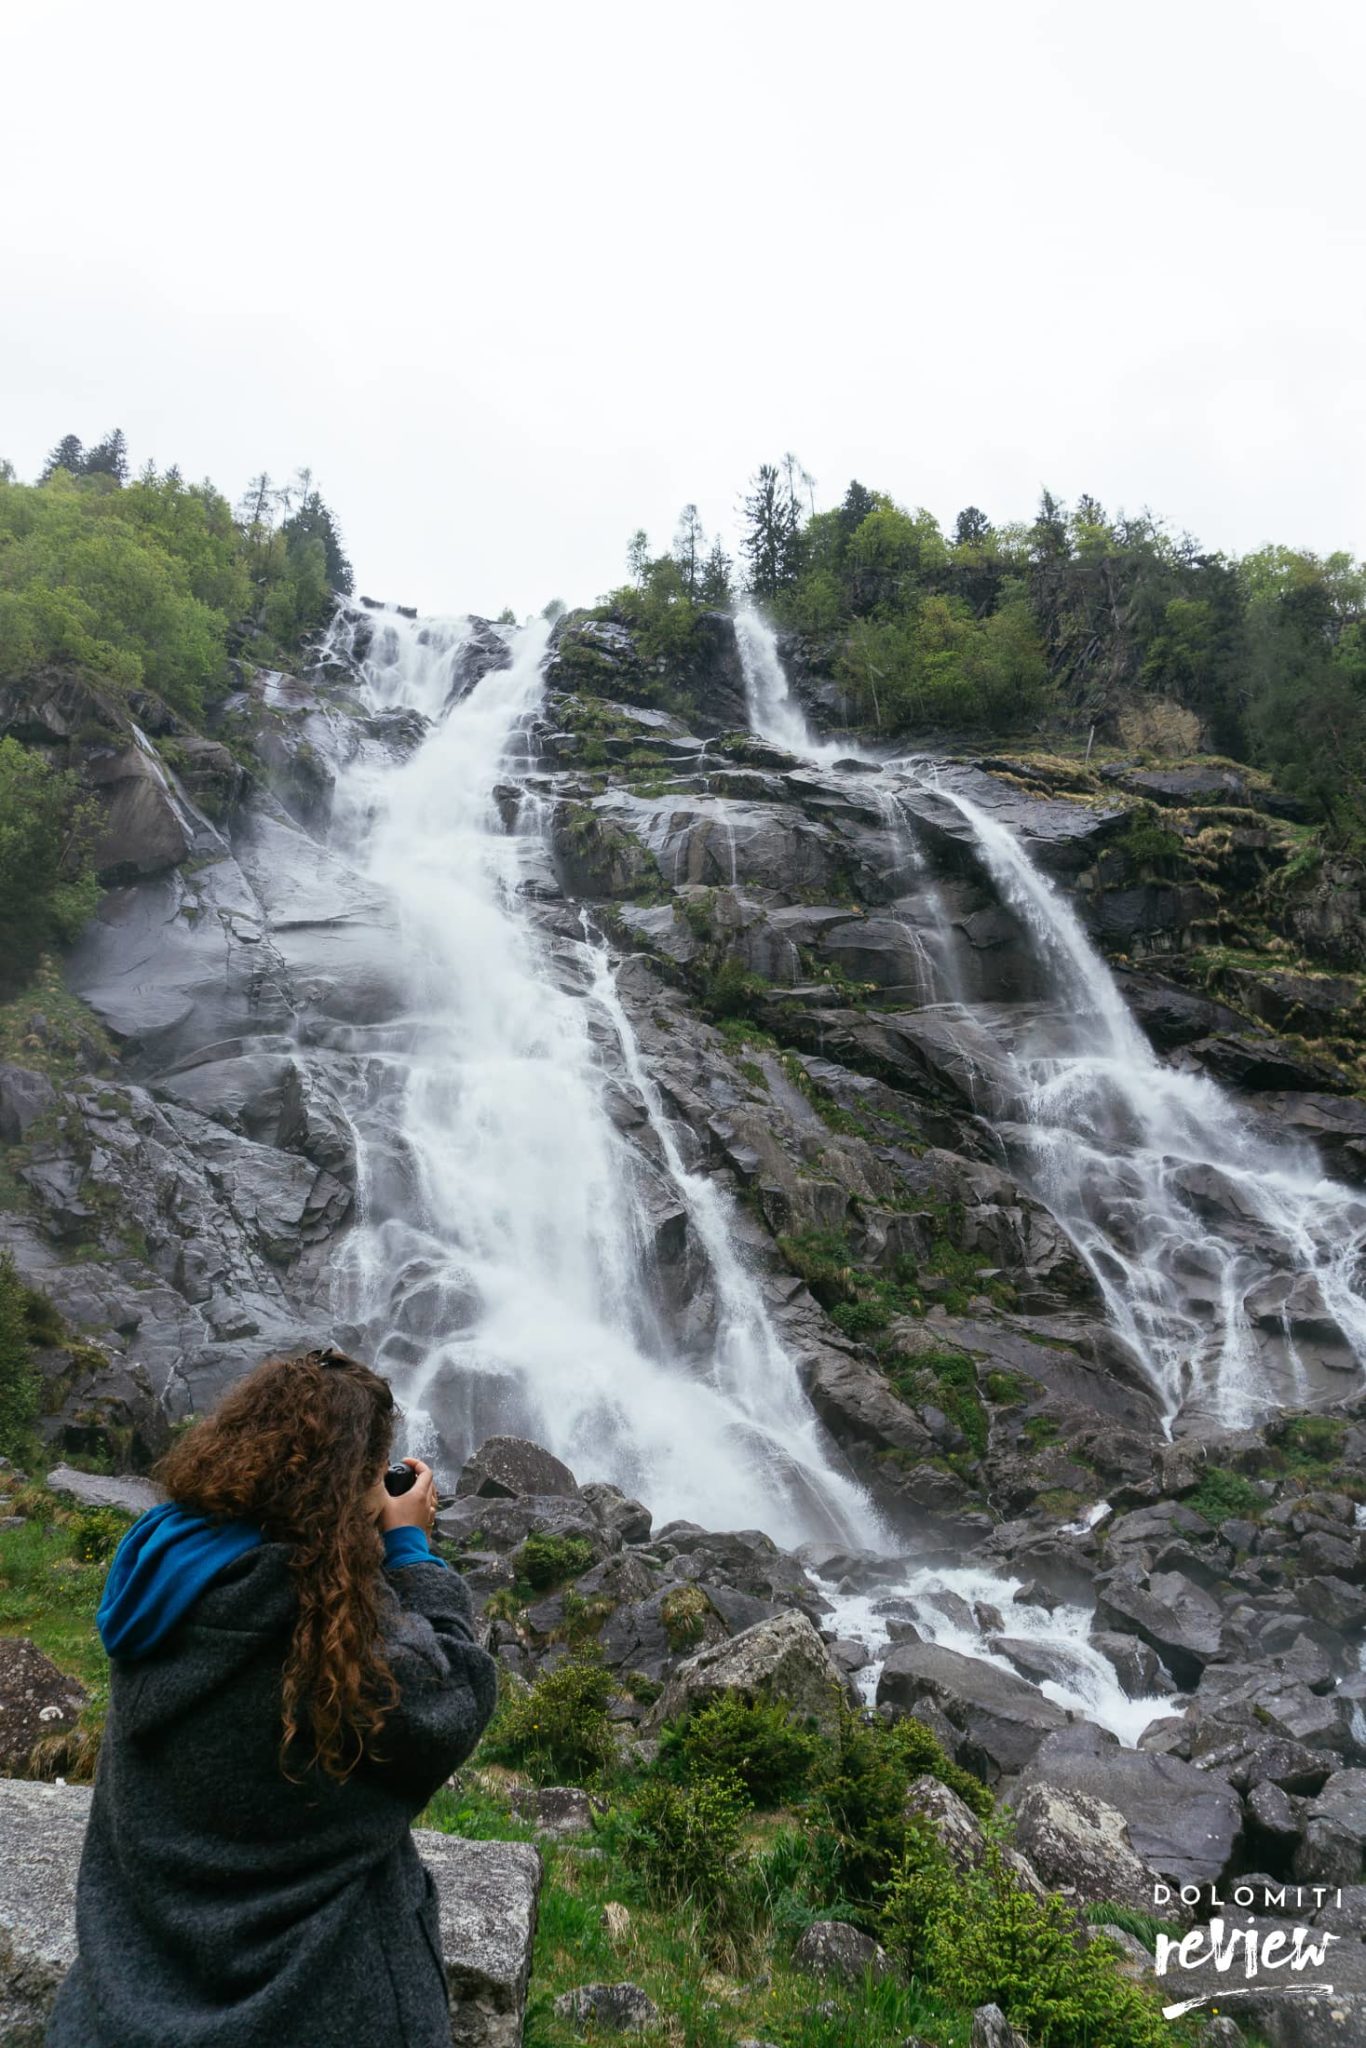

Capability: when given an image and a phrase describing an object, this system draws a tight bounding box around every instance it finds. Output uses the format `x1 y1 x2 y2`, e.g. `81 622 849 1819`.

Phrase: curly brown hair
156 1347 400 1783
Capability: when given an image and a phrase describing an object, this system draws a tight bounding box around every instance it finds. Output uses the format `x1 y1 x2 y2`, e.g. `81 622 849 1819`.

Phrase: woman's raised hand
377 1458 438 1535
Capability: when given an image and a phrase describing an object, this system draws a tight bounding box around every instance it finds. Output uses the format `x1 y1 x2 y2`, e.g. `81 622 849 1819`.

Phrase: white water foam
324 607 876 1546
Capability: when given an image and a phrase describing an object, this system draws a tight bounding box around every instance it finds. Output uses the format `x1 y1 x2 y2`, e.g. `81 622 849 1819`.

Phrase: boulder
876 1640 1068 1781
903 1773 988 1874
0 1780 541 2046
0 1638 88 1778
1017 1726 1241 1887
970 2006 1031 2048
87 743 198 880
580 1481 651 1546
552 1982 660 2033
413 1829 543 2046
598 1586 729 1682
643 1610 845 1738
1292 1770 1366 1886
1010 1781 1162 1914
791 1919 893 1983
456 1438 581 1502
1095 1570 1224 1689
509 1786 598 1840
44 1464 162 1516
435 1494 609 1564
0 1065 57 1144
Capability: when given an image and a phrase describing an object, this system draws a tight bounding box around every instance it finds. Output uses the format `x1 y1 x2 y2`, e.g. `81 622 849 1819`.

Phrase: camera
383 1463 417 1496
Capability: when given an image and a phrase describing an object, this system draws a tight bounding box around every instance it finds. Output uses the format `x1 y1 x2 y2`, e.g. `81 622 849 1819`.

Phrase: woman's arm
369 1543 499 1803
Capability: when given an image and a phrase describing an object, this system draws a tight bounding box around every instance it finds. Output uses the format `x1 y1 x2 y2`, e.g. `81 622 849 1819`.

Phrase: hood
98 1501 264 1659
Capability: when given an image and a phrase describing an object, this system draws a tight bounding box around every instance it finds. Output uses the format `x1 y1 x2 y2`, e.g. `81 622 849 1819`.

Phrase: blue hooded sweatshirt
97 1504 445 1660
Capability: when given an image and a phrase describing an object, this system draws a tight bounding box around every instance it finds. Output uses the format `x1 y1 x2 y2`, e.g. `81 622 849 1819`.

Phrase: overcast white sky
5 0 1364 618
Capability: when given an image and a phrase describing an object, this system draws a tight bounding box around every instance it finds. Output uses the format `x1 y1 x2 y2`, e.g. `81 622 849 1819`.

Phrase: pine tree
838 479 876 536
673 504 706 596
281 490 354 594
741 464 801 599
83 428 129 483
41 434 85 481
955 506 991 548
699 541 733 607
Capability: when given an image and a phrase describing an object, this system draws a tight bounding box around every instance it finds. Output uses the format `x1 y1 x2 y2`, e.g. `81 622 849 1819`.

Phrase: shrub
479 1658 617 1783
0 740 102 996
518 1531 595 1590
883 1840 1178 2048
660 1582 715 1652
0 1252 41 1461
661 1694 825 1806
620 1770 750 1916
67 1505 133 1564
1186 1467 1260 1524
808 1709 992 1915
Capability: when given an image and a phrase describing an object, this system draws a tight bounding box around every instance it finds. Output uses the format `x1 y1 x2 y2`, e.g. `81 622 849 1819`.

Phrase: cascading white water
734 604 855 766
915 779 1366 1425
733 604 1366 1427
325 607 877 1546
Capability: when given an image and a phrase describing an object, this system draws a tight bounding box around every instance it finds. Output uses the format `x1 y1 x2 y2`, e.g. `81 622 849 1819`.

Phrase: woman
47 1346 499 2048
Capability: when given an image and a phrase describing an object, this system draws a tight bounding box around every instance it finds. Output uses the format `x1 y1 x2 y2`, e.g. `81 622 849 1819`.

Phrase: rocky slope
2 609 1365 1838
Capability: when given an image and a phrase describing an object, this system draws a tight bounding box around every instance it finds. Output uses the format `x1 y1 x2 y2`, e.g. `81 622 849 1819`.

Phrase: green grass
0 959 115 1080
420 1788 976 2048
0 1497 120 1696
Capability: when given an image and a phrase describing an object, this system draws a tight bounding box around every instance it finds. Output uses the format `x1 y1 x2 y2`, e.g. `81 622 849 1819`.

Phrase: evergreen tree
699 541 733 608
41 434 85 481
626 529 650 584
741 463 802 599
838 480 876 536
955 506 991 547
281 490 354 595
83 428 129 484
673 504 706 596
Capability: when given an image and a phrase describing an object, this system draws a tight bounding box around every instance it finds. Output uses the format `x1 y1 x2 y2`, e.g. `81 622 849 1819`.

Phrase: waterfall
913 775 1366 1425
734 604 854 765
324 606 876 1547
731 603 1366 1426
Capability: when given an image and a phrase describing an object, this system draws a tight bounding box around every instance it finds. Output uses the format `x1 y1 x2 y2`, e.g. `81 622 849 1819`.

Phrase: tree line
0 430 353 722
609 462 1366 847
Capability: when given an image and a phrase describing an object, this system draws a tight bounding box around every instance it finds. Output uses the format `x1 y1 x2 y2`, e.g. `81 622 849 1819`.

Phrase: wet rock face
877 1640 1070 1781
1016 1726 1243 1887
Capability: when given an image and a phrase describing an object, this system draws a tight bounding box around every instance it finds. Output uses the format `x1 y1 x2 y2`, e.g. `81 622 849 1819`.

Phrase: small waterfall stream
735 603 1366 1428
912 776 1366 1425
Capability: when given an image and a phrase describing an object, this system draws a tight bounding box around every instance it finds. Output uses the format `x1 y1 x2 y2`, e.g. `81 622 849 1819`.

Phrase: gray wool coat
46 1543 498 2048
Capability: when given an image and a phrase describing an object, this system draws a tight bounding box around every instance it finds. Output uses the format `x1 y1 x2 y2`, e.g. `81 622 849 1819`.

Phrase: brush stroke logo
1151 1885 1340 2022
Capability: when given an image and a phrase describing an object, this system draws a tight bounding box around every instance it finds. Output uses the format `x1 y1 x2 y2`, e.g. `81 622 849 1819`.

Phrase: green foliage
619 1770 751 1920
67 1505 133 1564
882 1840 1179 2048
1186 1466 1261 1524
1113 806 1184 869
518 1531 596 1590
660 1693 824 1807
0 740 102 993
479 1657 618 1783
0 452 351 720
886 1344 988 1458
1275 1413 1347 1470
807 1709 991 1915
660 1582 715 1652
0 1252 41 1461
699 957 767 1019
0 1489 116 1704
